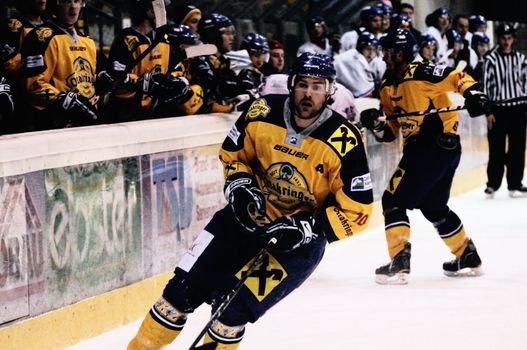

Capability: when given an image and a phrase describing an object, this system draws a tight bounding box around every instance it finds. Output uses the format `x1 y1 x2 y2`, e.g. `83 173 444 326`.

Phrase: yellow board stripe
0 167 487 350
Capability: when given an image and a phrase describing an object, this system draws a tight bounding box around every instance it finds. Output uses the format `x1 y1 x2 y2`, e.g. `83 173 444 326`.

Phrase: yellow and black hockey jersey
379 61 478 144
1 16 39 74
220 94 373 242
109 27 170 112
20 22 97 109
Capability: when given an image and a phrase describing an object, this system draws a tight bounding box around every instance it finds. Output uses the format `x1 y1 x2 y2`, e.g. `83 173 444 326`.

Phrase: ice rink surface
67 186 527 350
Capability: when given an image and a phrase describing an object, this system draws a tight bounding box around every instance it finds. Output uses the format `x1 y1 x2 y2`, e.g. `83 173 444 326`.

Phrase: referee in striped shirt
482 23 527 198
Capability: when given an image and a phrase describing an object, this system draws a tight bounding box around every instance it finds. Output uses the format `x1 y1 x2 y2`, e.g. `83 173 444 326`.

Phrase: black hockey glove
1 44 17 63
96 61 132 93
0 77 14 119
224 172 266 234
236 69 261 94
265 212 317 252
464 89 491 117
360 108 381 130
139 73 193 104
55 91 98 126
189 57 215 93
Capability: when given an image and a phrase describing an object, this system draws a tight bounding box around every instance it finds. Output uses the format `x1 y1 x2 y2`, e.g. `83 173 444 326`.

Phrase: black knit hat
170 2 201 24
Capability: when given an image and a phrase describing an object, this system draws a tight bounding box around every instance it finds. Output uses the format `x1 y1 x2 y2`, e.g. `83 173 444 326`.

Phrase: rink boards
0 97 488 349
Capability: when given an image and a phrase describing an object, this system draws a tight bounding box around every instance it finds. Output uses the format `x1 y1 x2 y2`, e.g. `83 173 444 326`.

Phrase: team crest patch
351 173 372 191
328 125 358 157
246 99 270 120
124 35 140 52
66 56 95 98
36 27 53 42
236 253 287 302
8 19 23 32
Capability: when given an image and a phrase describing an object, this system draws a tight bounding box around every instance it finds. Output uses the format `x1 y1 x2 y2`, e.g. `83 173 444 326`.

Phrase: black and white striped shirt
483 48 527 107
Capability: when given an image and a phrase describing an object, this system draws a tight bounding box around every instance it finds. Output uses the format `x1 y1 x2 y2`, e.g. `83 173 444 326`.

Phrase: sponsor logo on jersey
404 63 417 79
400 118 420 137
351 173 372 191
327 125 358 157
333 207 353 237
236 253 287 302
387 166 405 194
263 162 316 210
246 99 270 120
8 18 23 32
273 144 309 160
124 35 140 52
433 66 446 77
224 163 240 178
35 27 53 42
66 56 95 98
227 124 241 145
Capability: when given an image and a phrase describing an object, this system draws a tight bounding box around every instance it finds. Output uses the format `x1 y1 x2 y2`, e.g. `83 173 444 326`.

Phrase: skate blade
509 191 527 198
375 272 409 285
443 266 483 277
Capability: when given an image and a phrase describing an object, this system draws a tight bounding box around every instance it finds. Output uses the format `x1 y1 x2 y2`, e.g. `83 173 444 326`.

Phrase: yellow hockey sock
128 313 181 350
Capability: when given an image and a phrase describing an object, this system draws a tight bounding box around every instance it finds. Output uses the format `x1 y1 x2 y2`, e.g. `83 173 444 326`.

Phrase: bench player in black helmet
361 28 490 284
128 52 373 349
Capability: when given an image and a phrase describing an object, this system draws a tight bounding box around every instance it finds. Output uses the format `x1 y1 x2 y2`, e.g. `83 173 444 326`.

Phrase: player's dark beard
294 97 324 120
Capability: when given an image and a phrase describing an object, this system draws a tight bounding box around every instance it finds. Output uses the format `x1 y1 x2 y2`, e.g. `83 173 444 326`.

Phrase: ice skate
443 239 483 277
484 187 495 199
508 186 527 198
375 243 411 285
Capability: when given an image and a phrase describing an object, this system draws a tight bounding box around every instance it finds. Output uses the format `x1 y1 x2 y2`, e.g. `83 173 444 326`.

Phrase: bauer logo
350 173 372 191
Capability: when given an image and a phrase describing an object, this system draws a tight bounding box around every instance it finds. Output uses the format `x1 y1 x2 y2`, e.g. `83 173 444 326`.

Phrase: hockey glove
464 89 491 117
236 69 261 94
1 44 17 63
265 212 317 252
224 172 266 234
189 57 215 93
55 91 98 125
140 73 194 104
0 77 14 118
96 61 132 93
360 108 383 130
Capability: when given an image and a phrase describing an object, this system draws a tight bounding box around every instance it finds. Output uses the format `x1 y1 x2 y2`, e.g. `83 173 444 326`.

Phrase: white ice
67 186 527 350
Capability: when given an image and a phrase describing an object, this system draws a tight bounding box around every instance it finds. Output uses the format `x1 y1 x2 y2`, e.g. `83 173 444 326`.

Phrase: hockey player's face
293 76 327 121
250 53 266 69
57 0 82 26
221 28 235 52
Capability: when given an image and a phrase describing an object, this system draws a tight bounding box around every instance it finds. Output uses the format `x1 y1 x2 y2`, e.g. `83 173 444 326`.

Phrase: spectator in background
20 0 99 130
297 15 332 57
374 1 393 32
470 32 490 82
400 2 421 39
417 33 437 63
261 39 285 76
453 14 470 46
334 31 386 98
1 0 47 133
439 29 477 72
169 1 201 35
468 15 487 46
391 12 411 31
425 7 451 62
340 5 384 52
482 23 527 198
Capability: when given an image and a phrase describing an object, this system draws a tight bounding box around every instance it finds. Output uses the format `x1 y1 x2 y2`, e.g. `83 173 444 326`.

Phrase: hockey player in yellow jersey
1 0 47 132
128 52 373 349
360 29 491 284
100 0 197 122
20 0 98 130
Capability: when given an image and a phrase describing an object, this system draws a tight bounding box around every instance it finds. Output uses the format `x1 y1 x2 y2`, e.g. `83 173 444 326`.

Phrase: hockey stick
386 96 527 120
188 237 278 350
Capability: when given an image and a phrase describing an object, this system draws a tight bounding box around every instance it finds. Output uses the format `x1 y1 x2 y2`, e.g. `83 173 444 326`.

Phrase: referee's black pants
486 105 527 190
